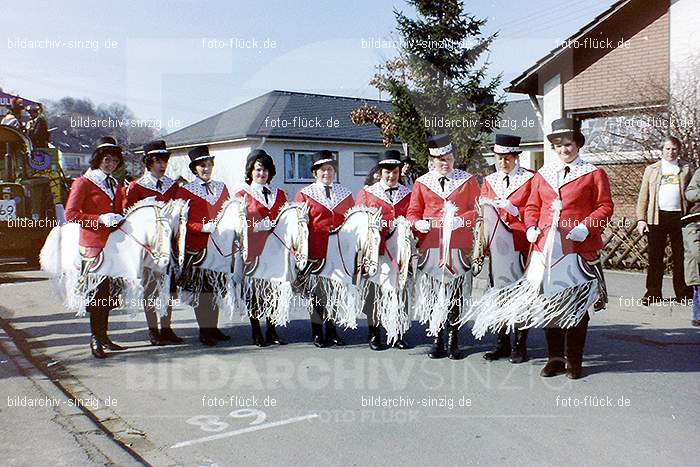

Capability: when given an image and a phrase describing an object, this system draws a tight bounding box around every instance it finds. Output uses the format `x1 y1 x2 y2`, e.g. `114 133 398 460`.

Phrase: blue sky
2 0 613 132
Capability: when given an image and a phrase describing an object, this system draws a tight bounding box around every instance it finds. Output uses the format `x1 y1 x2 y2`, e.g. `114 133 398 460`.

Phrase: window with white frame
353 152 379 176
284 149 338 183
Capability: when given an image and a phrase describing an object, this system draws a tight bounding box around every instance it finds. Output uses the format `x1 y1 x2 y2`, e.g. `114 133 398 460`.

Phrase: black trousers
646 211 691 297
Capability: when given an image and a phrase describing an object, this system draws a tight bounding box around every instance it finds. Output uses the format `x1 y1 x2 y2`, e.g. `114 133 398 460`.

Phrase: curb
0 313 179 467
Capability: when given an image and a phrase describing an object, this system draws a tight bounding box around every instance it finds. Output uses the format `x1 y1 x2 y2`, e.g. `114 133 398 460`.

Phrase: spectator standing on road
636 136 694 305
682 167 700 326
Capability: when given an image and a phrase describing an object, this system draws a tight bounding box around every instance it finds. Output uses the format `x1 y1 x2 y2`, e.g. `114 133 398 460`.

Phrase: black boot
540 328 566 377
509 329 529 364
392 337 411 350
447 325 460 360
100 310 125 351
565 316 589 380
265 319 286 345
483 328 511 361
149 328 166 346
199 328 217 346
89 312 106 359
250 318 268 347
311 323 325 348
211 328 231 341
159 328 184 344
368 326 385 351
428 329 446 359
325 321 346 346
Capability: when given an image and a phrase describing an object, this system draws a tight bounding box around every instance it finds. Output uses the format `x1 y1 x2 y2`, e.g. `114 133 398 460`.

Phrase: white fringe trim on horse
312 275 362 329
143 268 173 318
241 277 304 326
413 272 472 337
360 279 412 346
462 275 598 339
179 267 240 315
461 200 598 339
60 272 145 317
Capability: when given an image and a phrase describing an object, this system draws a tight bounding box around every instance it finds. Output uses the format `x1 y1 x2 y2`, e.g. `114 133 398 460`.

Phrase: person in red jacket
479 134 535 363
176 146 231 346
124 140 183 346
356 151 412 350
525 118 613 379
294 151 355 348
235 149 288 347
65 136 126 359
406 134 480 359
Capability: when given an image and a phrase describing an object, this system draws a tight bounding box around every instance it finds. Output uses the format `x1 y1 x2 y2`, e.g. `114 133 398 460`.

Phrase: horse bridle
269 205 309 268
209 201 247 259
118 204 170 262
337 210 380 279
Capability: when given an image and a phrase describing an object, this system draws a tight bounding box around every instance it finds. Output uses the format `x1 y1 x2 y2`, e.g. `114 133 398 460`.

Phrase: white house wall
165 139 399 199
542 74 563 165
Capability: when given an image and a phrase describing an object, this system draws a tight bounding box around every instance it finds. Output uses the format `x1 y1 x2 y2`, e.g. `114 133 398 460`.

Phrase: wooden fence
601 217 674 273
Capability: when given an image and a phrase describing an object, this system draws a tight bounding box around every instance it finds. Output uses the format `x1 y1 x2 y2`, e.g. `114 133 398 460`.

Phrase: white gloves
526 226 541 243
201 221 216 233
414 219 431 233
636 220 649 236
451 216 464 231
495 199 519 217
566 224 589 242
254 217 273 232
98 213 124 227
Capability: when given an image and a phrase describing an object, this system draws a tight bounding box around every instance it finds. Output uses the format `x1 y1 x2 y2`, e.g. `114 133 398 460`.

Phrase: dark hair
144 153 170 170
364 166 382 186
189 157 214 175
245 152 276 184
664 135 682 150
90 149 123 170
549 133 584 149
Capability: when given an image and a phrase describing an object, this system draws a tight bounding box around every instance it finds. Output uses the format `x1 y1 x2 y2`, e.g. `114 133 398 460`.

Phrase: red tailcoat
235 185 287 260
176 179 230 251
124 174 179 209
525 160 613 261
480 166 534 254
356 182 411 254
294 183 354 260
406 169 480 251
65 170 125 251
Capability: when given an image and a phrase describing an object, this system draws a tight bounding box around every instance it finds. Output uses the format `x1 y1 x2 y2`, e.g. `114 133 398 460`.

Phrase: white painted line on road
170 413 319 449
426 414 572 418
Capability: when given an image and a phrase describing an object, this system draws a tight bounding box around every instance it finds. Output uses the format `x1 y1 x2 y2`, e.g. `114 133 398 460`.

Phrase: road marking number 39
186 409 267 432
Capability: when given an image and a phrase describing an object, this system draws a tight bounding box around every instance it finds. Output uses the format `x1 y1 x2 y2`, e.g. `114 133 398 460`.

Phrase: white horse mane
273 202 309 224
213 196 245 224
330 206 382 233
123 198 168 217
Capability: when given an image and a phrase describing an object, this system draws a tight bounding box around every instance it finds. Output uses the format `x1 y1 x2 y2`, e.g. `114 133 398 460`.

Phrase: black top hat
310 150 337 172
246 148 273 167
90 136 123 167
188 145 214 172
377 149 404 169
142 140 171 164
493 134 523 155
427 134 453 157
546 117 585 146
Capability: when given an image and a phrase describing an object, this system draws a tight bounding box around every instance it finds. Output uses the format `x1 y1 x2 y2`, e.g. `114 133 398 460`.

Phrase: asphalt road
0 265 698 466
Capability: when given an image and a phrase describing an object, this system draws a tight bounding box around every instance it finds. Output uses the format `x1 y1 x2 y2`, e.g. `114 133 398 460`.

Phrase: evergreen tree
352 0 504 173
